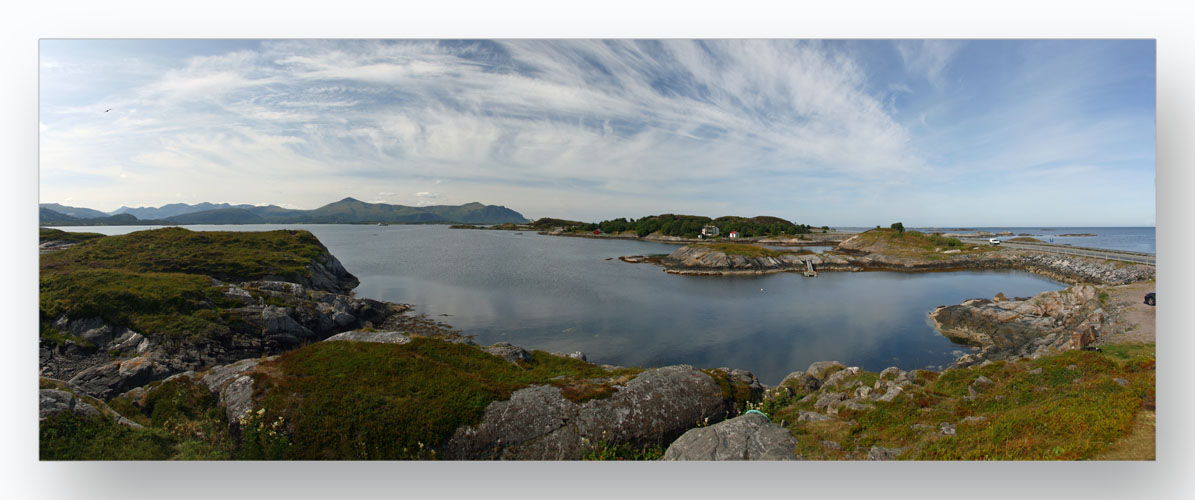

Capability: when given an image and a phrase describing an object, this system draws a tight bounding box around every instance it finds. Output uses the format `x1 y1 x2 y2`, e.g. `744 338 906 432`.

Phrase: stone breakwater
651 245 1154 285
930 285 1107 367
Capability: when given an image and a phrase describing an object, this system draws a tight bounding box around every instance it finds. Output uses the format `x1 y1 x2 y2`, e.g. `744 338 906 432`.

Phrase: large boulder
482 342 532 364
443 365 734 460
804 361 846 382
663 412 800 460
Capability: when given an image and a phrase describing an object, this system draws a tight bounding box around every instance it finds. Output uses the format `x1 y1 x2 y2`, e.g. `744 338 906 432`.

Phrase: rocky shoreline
930 285 1108 367
637 243 1154 286
39 228 1154 461
39 232 406 401
43 322 1153 460
516 227 852 246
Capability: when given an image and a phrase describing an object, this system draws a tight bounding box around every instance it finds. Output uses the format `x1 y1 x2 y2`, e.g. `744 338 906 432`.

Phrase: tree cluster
579 214 813 238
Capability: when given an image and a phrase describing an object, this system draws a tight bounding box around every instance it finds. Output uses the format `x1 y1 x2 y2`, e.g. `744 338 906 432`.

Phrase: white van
988 238 1001 245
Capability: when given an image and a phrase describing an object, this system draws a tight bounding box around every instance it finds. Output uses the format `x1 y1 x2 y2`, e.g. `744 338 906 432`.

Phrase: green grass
39 322 94 349
40 412 178 460
40 375 225 460
702 368 761 414
1100 343 1155 360
40 228 105 243
40 268 236 338
107 375 235 459
848 229 995 258
695 242 785 258
1009 237 1045 243
252 337 640 459
40 227 329 285
582 441 665 460
38 227 346 342
762 345 1154 460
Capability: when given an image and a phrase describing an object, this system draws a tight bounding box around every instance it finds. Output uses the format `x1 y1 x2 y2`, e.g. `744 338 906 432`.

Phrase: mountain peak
338 197 362 203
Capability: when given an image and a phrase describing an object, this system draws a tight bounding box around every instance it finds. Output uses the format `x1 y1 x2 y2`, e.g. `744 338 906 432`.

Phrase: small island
627 228 1153 286
455 213 849 247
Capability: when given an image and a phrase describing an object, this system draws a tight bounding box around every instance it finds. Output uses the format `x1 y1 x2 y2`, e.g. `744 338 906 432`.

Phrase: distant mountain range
39 198 530 226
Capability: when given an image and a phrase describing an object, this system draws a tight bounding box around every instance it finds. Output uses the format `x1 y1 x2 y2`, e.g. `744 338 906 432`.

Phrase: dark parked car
1144 292 1156 306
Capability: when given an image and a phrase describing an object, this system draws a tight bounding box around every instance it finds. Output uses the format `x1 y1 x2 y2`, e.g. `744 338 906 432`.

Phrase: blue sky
38 39 1155 226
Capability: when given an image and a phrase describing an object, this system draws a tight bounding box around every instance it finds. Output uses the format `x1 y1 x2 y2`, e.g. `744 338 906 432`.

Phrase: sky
38 39 1156 226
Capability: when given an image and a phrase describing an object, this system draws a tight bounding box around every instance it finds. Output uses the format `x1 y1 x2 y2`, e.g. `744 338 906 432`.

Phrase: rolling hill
39 198 529 226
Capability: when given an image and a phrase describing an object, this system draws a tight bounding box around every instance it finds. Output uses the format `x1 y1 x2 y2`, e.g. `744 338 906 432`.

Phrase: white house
728 231 740 239
701 225 720 238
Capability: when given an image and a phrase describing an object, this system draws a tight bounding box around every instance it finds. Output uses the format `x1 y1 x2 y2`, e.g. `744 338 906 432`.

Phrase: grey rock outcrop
551 351 588 362
443 365 735 460
39 384 143 428
931 285 1107 367
663 412 800 460
879 367 905 381
797 410 834 422
286 252 359 294
41 277 402 400
482 342 532 364
200 358 265 434
868 445 906 460
822 366 862 389
804 361 846 382
969 375 996 396
323 330 411 344
67 352 177 400
39 389 100 420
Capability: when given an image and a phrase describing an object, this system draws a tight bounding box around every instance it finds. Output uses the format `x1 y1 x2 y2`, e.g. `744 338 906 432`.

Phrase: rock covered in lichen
663 411 800 460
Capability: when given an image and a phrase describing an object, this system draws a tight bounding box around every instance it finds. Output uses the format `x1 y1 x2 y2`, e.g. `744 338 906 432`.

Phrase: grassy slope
47 337 643 460
44 375 234 460
39 228 106 243
766 344 1154 460
843 228 994 259
695 242 787 258
39 227 335 340
44 337 1153 460
40 227 327 282
252 337 640 459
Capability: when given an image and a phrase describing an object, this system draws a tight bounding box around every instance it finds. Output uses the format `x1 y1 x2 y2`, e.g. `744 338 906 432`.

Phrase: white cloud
38 40 1151 225
896 40 962 90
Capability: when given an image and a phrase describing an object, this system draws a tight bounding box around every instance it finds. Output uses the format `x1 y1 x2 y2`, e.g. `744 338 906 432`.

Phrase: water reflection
52 224 1064 384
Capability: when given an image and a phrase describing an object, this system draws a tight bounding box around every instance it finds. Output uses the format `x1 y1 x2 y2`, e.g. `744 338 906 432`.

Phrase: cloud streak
38 40 1154 225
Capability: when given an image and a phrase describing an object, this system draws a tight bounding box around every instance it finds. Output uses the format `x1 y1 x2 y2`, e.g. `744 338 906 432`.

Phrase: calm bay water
51 224 1067 384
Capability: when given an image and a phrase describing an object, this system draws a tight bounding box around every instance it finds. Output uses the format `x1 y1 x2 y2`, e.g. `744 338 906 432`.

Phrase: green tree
891 222 905 233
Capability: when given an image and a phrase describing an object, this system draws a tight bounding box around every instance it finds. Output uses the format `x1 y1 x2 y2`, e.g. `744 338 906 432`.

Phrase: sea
46 224 1092 384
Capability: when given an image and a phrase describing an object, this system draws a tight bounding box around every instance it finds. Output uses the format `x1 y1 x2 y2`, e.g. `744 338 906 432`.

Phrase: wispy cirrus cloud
38 39 1154 225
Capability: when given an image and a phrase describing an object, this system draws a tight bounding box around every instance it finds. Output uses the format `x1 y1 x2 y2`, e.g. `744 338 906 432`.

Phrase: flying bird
105 109 112 113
